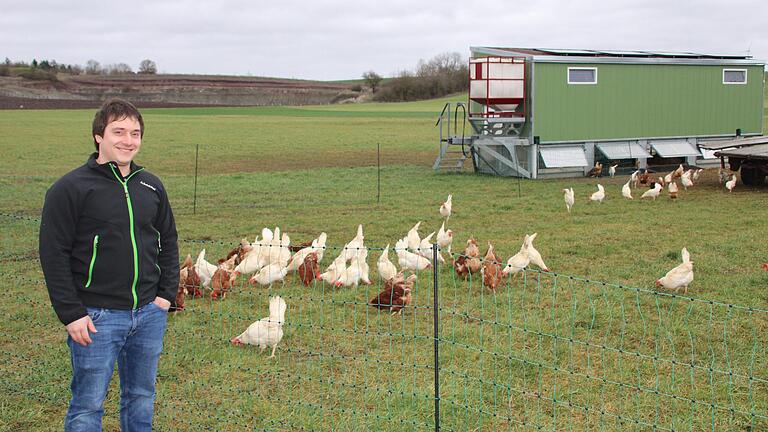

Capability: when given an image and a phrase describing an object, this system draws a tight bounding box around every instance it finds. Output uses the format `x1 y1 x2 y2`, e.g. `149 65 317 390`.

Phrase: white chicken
417 232 445 263
319 255 347 284
235 238 268 275
249 263 288 286
608 164 618 178
194 249 218 288
524 233 550 272
673 164 684 178
664 172 674 185
230 296 287 358
440 194 452 219
341 224 365 261
260 227 274 243
335 249 372 287
395 238 432 271
501 242 530 277
436 221 454 254
312 232 328 263
285 232 328 272
668 181 679 200
680 172 693 190
589 184 605 203
260 231 291 268
563 188 575 213
621 179 633 200
725 175 737 192
406 221 422 251
641 183 662 200
655 248 694 294
630 170 639 188
692 169 703 181
377 244 398 282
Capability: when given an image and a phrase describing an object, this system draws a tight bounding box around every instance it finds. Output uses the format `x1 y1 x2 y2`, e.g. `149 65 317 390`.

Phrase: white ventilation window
539 146 589 168
723 69 747 84
567 67 597 84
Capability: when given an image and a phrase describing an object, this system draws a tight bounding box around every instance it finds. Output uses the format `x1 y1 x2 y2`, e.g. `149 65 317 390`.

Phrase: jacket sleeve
154 182 179 303
39 179 87 326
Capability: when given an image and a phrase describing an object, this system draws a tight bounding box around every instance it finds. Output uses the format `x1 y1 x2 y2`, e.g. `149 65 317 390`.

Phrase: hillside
0 73 362 109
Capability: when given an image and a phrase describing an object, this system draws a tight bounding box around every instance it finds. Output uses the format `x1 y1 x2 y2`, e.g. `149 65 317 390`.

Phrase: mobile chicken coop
434 47 765 178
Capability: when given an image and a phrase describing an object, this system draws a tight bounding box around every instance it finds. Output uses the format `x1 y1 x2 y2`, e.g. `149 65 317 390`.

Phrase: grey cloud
1 0 765 80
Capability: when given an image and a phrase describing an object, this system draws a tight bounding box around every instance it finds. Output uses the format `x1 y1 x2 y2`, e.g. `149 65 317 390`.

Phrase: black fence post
193 143 199 214
377 143 381 204
432 243 440 431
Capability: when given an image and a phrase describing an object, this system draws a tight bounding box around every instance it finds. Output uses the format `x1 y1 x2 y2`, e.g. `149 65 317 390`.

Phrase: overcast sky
2 0 766 81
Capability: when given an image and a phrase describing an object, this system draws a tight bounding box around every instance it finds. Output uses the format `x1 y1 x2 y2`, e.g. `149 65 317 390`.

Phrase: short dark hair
92 98 144 151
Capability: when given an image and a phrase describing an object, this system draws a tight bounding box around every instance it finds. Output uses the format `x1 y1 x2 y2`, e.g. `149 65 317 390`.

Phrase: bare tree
104 63 133 75
362 71 383 93
85 59 101 75
138 59 157 74
374 51 468 102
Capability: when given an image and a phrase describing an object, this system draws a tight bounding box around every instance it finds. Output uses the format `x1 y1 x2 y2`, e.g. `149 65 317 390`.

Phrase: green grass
1 93 768 431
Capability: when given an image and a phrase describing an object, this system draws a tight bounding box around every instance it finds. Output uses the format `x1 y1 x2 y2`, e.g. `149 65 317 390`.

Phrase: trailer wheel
740 165 765 186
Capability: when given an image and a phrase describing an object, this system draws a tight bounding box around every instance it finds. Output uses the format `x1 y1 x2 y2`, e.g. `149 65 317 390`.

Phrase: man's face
95 116 142 168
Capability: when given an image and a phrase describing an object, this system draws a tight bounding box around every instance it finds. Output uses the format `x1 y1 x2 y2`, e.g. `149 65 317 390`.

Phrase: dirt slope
0 74 359 109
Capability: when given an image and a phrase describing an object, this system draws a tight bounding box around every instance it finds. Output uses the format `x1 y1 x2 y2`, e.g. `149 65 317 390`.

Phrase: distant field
2 93 768 431
0 72 357 108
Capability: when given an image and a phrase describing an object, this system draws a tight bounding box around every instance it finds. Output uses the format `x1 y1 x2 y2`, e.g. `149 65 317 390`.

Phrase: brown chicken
453 254 469 279
465 237 481 275
638 170 655 186
298 252 320 286
586 162 603 178
289 240 313 253
762 263 768 271
210 267 238 300
172 255 202 311
672 164 685 179
222 240 251 266
179 254 203 298
172 279 186 312
481 242 503 292
369 272 417 315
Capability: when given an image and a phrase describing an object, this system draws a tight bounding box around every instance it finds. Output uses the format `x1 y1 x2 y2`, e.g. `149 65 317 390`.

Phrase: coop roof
471 47 764 66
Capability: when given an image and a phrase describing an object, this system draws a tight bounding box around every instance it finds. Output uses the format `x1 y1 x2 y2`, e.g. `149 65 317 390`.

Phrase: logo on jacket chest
140 181 157 191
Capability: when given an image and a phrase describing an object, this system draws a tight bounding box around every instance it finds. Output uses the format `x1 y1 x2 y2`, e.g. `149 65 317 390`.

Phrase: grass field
1 93 768 431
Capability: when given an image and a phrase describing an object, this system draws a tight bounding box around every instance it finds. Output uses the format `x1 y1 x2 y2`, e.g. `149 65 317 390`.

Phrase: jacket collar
86 152 143 180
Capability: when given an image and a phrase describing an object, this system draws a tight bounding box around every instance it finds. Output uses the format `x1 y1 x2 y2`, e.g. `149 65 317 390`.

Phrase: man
39 98 179 431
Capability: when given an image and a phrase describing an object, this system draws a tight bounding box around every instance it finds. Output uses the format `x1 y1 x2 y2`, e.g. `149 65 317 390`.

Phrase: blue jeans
64 302 168 432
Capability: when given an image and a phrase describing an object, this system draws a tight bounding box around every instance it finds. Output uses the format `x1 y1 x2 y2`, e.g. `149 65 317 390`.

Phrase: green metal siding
532 63 764 142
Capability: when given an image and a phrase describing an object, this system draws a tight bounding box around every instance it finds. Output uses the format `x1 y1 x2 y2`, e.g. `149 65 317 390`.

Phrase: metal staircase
433 103 473 172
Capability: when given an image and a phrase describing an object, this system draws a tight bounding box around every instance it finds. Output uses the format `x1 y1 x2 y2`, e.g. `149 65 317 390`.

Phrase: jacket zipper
85 235 99 287
109 164 145 309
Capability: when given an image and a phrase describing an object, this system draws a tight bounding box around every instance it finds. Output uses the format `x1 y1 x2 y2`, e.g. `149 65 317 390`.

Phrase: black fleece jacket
39 154 179 325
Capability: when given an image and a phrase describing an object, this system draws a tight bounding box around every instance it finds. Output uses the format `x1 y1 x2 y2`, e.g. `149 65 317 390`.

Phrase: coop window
597 142 651 159
539 146 589 168
649 140 701 158
722 69 747 84
567 67 597 84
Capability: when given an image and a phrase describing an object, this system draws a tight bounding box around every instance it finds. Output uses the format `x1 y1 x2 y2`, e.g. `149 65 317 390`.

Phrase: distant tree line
370 52 468 102
0 57 158 80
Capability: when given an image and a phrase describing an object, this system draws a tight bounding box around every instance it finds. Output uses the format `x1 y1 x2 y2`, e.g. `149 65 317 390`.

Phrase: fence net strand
2 214 766 431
